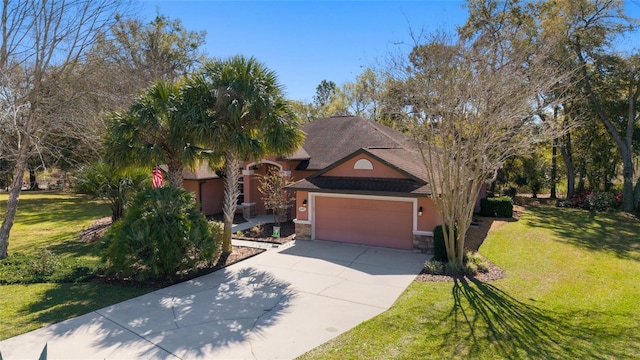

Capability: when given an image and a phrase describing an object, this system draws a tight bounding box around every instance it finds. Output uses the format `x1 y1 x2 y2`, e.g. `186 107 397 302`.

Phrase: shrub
444 261 463 276
464 262 478 276
464 251 489 274
480 197 514 217
423 259 444 275
571 191 621 212
74 162 150 221
0 250 100 284
432 225 457 262
476 262 489 273
28 249 59 278
101 186 220 281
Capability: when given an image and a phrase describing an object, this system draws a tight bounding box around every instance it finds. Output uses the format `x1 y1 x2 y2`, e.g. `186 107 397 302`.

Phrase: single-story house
184 115 483 253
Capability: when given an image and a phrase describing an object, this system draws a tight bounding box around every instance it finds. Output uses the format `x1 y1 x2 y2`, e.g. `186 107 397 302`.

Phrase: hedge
480 196 513 218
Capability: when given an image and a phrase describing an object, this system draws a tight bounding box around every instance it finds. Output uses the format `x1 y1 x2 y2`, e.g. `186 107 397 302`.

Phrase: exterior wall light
299 199 308 212
418 206 423 216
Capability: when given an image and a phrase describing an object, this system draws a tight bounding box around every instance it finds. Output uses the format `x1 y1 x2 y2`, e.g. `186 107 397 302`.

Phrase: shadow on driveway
3 267 295 359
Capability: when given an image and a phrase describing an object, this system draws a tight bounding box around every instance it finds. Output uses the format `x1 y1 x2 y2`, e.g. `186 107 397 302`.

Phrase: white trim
293 219 311 225
354 158 374 170
241 202 256 207
413 231 434 237
242 169 254 176
245 160 283 171
309 192 419 240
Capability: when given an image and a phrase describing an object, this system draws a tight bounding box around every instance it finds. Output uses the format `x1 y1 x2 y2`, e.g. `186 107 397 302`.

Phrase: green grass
0 192 151 340
299 206 640 359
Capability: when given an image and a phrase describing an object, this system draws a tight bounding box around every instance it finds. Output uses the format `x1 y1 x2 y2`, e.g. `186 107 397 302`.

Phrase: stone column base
413 233 434 254
294 222 311 240
242 203 256 219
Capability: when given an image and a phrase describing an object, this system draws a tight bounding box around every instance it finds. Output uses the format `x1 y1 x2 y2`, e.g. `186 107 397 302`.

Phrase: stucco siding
201 179 224 215
417 197 440 232
323 154 407 179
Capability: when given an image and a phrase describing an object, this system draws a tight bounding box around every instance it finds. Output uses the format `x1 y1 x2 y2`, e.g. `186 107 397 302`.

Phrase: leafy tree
289 100 319 123
101 186 220 281
314 80 339 108
343 68 385 121
75 162 150 221
104 81 205 188
538 0 638 210
182 55 305 255
0 0 124 259
86 13 206 110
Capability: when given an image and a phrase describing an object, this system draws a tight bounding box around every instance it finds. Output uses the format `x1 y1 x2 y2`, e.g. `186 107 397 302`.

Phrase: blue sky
138 1 640 103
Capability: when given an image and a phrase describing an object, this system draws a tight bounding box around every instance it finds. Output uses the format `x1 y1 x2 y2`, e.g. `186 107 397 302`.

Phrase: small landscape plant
423 259 443 275
422 250 489 277
101 186 221 281
258 167 294 226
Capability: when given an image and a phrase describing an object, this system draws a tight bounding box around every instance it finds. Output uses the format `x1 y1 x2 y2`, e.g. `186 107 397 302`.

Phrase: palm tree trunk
166 157 184 189
221 151 240 255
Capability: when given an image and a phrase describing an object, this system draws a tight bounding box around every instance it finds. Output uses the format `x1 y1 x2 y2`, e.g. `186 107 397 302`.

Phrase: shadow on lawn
525 206 640 262
445 279 639 358
10 196 108 226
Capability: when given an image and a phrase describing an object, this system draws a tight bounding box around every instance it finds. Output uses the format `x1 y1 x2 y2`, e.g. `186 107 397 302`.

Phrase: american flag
152 167 163 188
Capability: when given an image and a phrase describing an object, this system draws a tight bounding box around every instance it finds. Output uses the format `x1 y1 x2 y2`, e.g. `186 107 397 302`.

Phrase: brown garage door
314 196 413 250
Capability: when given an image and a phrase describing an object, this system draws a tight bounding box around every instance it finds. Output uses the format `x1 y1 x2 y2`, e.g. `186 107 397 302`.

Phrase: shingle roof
296 115 416 170
286 116 438 196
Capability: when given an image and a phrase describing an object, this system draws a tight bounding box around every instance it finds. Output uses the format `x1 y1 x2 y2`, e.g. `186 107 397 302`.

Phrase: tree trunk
0 146 30 259
221 151 240 255
576 50 637 212
634 178 640 210
166 156 184 189
577 158 586 193
622 159 635 212
560 133 575 200
550 138 558 199
29 169 39 191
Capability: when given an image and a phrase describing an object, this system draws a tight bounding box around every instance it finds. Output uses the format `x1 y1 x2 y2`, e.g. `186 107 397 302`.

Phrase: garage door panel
314 197 413 249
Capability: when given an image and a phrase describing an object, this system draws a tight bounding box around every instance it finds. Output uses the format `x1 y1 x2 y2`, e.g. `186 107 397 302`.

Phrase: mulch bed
415 257 505 283
233 221 296 245
414 206 524 283
79 217 112 242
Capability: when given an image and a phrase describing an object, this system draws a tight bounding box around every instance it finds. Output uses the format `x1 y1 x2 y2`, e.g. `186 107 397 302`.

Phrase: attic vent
354 159 373 170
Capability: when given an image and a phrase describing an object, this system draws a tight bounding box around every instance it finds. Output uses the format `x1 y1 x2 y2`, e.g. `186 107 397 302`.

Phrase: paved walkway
231 215 274 233
0 240 430 360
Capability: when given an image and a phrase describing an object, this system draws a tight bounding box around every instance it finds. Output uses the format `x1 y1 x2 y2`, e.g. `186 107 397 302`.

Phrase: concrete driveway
0 240 430 359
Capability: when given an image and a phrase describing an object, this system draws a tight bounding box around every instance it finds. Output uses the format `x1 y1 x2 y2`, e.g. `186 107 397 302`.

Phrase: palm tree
182 55 304 255
104 81 204 187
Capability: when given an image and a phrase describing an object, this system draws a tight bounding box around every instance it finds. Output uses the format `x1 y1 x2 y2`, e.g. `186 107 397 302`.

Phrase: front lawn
0 192 151 340
299 205 640 359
